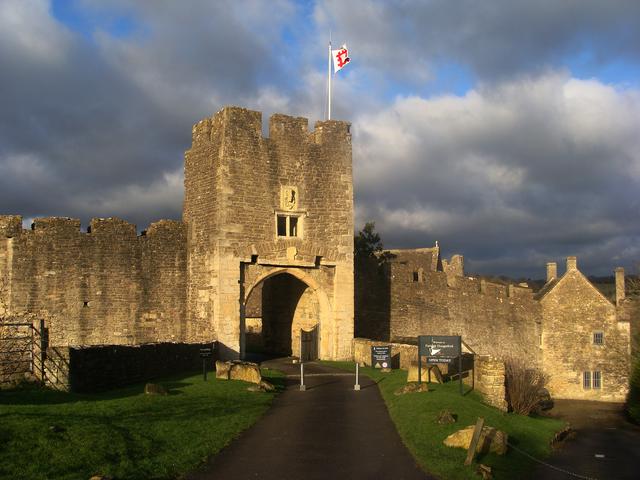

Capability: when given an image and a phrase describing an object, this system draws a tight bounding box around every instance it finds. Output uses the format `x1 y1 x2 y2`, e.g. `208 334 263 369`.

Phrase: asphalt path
530 400 640 480
187 358 431 480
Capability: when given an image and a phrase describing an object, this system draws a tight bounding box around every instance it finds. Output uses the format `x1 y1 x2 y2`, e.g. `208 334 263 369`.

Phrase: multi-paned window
593 331 604 345
583 371 602 389
276 214 300 238
593 371 602 389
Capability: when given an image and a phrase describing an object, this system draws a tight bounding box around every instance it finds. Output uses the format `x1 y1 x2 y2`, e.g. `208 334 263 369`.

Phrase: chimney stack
546 262 557 282
615 267 625 307
566 256 577 272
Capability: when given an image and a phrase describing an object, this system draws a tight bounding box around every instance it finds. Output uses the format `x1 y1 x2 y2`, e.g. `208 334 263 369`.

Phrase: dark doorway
300 325 318 361
244 273 320 359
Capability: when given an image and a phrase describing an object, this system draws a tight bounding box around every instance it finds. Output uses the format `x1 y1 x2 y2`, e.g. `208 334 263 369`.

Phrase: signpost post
199 347 212 381
417 335 463 395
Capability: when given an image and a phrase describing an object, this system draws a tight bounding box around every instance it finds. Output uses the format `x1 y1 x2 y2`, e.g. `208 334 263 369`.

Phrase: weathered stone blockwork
357 248 542 363
474 355 508 411
0 216 187 347
183 107 354 360
539 258 630 401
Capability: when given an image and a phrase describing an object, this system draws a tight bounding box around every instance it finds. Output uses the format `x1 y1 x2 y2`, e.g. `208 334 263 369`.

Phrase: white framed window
583 371 602 390
593 331 604 345
276 214 301 238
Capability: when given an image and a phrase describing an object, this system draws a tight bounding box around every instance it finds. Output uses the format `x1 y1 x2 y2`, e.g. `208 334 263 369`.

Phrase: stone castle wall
1 107 355 365
356 251 542 364
356 250 633 403
0 215 187 347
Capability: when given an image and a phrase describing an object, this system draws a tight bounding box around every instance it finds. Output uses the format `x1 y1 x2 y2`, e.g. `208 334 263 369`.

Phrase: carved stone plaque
281 185 298 211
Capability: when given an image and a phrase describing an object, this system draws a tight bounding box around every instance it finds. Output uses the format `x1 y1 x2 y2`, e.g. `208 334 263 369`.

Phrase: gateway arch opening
244 272 319 360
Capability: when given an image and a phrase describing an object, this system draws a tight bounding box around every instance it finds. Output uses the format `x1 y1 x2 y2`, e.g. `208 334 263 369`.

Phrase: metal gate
0 319 46 386
300 325 318 361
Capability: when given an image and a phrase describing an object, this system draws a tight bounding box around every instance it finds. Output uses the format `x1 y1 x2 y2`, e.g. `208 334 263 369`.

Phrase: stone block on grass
443 425 508 455
144 383 168 396
216 360 262 385
436 409 456 425
394 382 429 395
215 360 231 380
407 364 444 383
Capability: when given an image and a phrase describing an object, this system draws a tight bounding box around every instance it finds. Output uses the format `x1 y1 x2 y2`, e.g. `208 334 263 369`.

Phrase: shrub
504 358 549 415
627 335 640 423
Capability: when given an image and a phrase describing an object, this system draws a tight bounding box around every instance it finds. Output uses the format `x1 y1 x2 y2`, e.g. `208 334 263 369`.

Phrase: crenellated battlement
32 217 80 233
144 219 185 237
89 217 137 238
190 106 351 151
0 215 22 238
0 215 186 244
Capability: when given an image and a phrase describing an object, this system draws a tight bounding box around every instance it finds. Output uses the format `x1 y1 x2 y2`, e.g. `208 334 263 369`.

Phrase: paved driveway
187 359 431 480
531 400 640 479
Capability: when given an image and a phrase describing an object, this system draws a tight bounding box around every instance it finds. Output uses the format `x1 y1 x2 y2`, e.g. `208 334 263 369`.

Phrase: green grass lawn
326 361 564 480
0 369 284 480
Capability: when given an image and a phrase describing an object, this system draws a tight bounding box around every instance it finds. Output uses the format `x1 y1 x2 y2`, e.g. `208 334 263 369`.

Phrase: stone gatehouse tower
183 107 354 360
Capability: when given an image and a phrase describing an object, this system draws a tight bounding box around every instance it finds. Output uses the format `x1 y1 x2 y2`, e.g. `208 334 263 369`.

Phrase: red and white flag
332 44 350 73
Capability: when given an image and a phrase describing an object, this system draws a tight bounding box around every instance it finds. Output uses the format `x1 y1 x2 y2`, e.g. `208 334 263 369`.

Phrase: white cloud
0 0 72 63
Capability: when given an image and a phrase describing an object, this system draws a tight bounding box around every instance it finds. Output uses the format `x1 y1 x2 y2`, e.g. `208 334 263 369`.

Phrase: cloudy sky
1 0 639 278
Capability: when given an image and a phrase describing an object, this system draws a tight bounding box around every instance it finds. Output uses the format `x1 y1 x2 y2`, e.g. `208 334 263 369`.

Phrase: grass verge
0 369 284 480
325 361 564 480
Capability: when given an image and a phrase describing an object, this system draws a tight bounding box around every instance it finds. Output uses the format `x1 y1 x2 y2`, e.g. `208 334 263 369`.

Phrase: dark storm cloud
352 73 640 276
317 0 640 82
0 0 294 228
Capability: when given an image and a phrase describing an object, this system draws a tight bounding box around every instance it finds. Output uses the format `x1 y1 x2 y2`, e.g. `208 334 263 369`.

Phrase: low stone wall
353 338 507 411
474 355 507 411
353 337 417 370
43 342 215 392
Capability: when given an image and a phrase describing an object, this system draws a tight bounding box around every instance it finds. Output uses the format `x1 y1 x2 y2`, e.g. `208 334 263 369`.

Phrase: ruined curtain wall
388 263 542 364
0 216 187 347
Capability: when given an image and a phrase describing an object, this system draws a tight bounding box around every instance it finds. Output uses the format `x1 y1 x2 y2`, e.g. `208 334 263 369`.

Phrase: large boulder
216 360 262 385
230 361 262 384
443 425 508 455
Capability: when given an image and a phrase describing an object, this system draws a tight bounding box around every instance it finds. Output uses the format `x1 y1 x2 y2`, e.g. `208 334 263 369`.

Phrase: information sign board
371 345 391 369
418 335 460 364
416 335 464 395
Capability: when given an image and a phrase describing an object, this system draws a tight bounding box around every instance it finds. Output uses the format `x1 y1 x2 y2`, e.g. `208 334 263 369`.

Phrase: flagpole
327 35 332 120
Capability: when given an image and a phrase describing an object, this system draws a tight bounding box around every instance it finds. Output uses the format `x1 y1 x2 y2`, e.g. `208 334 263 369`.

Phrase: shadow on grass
266 375 288 392
162 381 191 395
361 376 386 390
0 370 203 405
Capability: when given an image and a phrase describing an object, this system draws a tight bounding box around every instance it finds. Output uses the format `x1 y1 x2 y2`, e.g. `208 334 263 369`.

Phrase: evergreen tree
354 222 383 259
